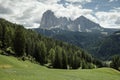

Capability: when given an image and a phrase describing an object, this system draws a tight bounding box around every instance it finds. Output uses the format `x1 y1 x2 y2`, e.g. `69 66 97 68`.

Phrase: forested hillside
0 18 101 69
96 31 120 60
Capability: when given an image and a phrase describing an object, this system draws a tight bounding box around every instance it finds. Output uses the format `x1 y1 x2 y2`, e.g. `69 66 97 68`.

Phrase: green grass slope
0 54 120 80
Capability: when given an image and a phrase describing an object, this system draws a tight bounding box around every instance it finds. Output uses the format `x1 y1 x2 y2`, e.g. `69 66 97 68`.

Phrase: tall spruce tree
48 48 55 65
39 41 47 64
0 22 6 49
110 55 120 70
62 50 67 69
53 46 62 68
14 26 25 56
72 53 80 69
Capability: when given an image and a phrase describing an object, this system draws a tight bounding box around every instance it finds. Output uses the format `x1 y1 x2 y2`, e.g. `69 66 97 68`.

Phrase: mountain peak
40 10 57 29
80 15 86 18
43 10 54 16
75 15 92 22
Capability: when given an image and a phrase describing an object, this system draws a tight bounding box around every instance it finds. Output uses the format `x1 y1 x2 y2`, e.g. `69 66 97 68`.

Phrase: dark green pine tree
39 41 47 64
67 49 73 69
4 27 14 48
34 42 41 64
34 41 47 65
81 60 87 69
72 53 80 69
14 26 26 57
0 22 7 49
62 50 67 69
48 48 55 65
0 24 2 48
110 55 120 70
53 46 62 69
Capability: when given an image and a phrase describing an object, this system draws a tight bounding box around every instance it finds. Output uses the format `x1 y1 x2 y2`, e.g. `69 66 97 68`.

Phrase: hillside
0 54 120 80
34 28 113 59
96 31 120 60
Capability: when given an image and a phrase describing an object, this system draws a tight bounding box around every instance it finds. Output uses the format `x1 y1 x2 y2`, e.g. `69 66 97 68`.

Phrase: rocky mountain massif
34 10 120 60
40 10 103 32
40 10 117 33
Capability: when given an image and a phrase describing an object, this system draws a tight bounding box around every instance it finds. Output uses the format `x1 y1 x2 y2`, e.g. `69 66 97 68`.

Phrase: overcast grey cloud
0 0 120 28
0 5 13 14
115 17 120 24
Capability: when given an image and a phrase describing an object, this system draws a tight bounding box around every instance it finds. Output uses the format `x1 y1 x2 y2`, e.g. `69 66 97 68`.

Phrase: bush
110 55 120 71
6 47 14 55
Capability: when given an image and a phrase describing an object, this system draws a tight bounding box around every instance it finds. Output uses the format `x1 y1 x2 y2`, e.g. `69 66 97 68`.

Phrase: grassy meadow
0 54 120 80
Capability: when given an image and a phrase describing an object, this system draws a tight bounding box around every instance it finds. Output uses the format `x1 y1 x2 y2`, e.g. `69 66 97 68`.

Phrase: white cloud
65 0 91 3
0 0 119 29
38 0 60 3
0 0 94 28
53 4 83 19
109 0 118 2
84 14 98 23
49 4 93 21
0 0 64 28
109 0 114 2
115 17 120 24
0 0 48 28
95 11 120 28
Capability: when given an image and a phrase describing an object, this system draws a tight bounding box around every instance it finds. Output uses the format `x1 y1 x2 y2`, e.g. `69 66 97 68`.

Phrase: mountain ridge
40 10 104 32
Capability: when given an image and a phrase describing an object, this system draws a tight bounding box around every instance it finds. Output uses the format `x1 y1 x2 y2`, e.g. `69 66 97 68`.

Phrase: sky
0 0 120 28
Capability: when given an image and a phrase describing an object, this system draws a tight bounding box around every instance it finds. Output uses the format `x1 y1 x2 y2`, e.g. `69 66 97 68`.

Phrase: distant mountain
40 10 104 32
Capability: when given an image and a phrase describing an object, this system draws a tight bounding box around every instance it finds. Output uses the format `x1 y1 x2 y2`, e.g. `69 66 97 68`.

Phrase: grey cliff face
40 10 103 32
40 10 57 29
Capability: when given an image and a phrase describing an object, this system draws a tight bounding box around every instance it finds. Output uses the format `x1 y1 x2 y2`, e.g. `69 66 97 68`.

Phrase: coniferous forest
0 18 95 69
